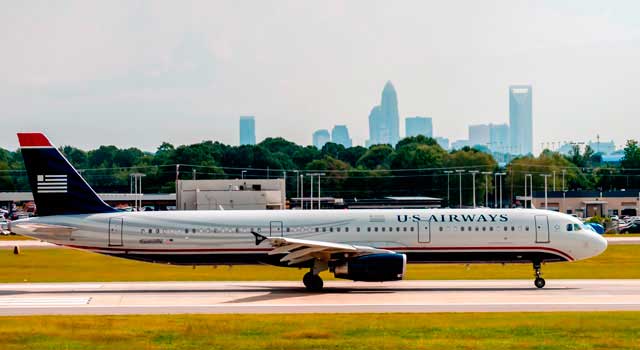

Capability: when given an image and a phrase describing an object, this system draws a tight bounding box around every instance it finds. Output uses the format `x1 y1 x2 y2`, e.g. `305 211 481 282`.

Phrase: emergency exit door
535 215 550 243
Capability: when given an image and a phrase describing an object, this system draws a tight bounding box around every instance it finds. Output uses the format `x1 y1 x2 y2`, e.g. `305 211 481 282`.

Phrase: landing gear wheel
533 262 545 289
303 272 324 292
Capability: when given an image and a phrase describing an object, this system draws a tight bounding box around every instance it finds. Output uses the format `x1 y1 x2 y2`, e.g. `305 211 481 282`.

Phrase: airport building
239 116 256 145
0 192 176 212
405 117 433 138
176 179 286 210
532 190 640 217
509 85 533 155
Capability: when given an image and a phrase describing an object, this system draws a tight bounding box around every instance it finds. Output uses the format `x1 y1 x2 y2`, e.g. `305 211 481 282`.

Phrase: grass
0 244 637 282
604 233 640 237
0 235 33 241
0 312 638 349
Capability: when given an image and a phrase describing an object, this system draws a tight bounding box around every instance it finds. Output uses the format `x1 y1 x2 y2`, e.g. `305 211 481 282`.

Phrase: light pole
494 173 498 208
552 171 556 192
524 174 533 208
130 173 146 211
300 174 304 210
455 170 465 208
562 169 566 192
540 174 551 209
309 175 314 210
496 172 506 208
482 171 492 207
294 170 299 200
444 171 453 207
308 173 326 210
469 170 479 208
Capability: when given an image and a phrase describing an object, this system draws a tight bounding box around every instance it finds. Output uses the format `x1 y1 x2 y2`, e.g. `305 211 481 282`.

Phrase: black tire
534 277 546 289
303 272 324 292
303 272 314 289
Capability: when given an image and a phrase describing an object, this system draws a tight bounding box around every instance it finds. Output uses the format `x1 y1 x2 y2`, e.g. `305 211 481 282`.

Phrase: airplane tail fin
17 133 117 216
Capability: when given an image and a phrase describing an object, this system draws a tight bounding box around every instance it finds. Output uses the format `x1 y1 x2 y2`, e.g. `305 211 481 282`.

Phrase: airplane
11 132 607 291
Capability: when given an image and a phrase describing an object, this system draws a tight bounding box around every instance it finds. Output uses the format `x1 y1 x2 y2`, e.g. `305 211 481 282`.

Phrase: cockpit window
574 224 581 231
566 224 573 232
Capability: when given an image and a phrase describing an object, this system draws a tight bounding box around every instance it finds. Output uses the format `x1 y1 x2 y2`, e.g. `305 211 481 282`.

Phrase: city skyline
1 1 639 152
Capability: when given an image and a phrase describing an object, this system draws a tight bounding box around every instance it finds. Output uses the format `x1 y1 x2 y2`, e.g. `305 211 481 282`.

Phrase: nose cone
588 233 608 259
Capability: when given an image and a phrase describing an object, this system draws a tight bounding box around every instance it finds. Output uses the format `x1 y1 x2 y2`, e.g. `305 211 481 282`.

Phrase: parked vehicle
0 218 10 235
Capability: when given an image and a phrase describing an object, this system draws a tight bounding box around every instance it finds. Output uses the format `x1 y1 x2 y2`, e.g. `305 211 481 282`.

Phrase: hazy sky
1 0 639 153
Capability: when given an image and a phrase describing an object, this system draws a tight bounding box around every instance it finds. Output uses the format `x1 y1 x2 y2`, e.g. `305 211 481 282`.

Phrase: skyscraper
435 137 450 150
468 124 490 147
239 116 256 145
312 129 330 149
405 117 433 138
331 125 352 148
367 81 400 146
381 81 400 145
366 105 383 147
509 85 533 155
489 123 510 153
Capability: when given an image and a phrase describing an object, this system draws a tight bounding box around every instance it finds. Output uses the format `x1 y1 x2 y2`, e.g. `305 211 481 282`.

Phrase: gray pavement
0 280 639 315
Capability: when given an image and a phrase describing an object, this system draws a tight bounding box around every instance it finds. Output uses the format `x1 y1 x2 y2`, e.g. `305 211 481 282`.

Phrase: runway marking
0 297 91 307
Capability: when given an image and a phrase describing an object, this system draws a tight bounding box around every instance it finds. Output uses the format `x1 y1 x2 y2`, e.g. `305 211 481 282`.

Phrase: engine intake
332 253 407 282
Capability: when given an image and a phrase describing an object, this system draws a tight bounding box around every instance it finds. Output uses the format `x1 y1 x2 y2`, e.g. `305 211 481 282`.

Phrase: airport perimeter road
0 280 639 315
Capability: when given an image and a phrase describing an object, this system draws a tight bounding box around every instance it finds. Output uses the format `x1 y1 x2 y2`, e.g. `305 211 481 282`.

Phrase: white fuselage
12 208 607 266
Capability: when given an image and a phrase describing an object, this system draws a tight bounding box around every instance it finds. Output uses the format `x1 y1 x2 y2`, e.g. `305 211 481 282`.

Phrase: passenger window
489 227 494 231
504 226 508 231
461 227 465 231
482 227 486 231
566 224 573 232
184 228 189 233
410 227 414 232
367 227 371 232
192 228 196 233
403 227 407 232
286 227 290 233
329 227 333 232
468 226 472 231
439 227 443 231
315 227 319 232
356 227 359 232
511 226 515 231
140 229 145 234
374 227 378 232
322 227 326 232
156 229 160 234
525 226 529 231
475 227 479 231
381 227 385 232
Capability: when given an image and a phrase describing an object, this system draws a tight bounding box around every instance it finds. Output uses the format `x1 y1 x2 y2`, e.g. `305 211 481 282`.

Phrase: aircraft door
270 221 283 237
535 215 550 243
418 221 431 243
108 217 123 246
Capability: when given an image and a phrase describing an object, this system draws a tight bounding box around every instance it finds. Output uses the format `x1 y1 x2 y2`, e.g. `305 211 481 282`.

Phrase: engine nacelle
332 253 407 282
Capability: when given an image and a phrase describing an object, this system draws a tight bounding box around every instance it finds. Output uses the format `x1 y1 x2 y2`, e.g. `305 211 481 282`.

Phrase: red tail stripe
17 133 52 147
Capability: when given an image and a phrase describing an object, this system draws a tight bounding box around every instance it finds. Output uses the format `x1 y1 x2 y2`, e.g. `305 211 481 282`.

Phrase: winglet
251 231 268 246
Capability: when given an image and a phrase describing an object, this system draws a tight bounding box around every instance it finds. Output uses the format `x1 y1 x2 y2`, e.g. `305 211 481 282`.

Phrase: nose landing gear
533 262 545 288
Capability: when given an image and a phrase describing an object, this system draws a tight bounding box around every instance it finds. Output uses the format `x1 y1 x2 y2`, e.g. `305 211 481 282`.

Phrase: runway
0 279 639 315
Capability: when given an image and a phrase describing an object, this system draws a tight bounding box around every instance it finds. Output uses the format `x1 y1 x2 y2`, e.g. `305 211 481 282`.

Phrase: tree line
1 136 640 206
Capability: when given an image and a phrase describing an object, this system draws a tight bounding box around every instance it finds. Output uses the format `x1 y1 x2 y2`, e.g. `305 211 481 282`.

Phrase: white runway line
0 297 90 307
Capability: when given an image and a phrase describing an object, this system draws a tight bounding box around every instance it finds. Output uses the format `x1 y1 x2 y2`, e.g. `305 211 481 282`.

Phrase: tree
356 145 394 169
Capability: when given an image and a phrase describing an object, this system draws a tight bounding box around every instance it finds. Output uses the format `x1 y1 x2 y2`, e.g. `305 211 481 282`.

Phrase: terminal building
176 179 286 210
532 191 640 218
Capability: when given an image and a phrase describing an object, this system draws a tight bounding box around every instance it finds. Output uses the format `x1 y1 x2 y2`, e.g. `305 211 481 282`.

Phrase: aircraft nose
592 233 608 257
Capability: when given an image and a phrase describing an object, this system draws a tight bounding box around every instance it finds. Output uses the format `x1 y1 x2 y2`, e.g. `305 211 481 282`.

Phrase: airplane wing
251 231 393 265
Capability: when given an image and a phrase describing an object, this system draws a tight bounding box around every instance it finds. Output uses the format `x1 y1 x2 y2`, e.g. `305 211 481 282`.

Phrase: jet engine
331 253 407 282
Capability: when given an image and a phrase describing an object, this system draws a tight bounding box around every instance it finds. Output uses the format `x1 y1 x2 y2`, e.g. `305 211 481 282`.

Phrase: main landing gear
533 262 546 288
303 271 324 292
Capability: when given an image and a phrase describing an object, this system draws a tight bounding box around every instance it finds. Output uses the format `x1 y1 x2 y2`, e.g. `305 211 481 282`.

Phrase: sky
1 0 639 153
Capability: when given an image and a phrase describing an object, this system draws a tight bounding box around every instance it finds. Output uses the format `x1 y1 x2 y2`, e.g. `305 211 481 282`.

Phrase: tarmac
0 279 639 315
